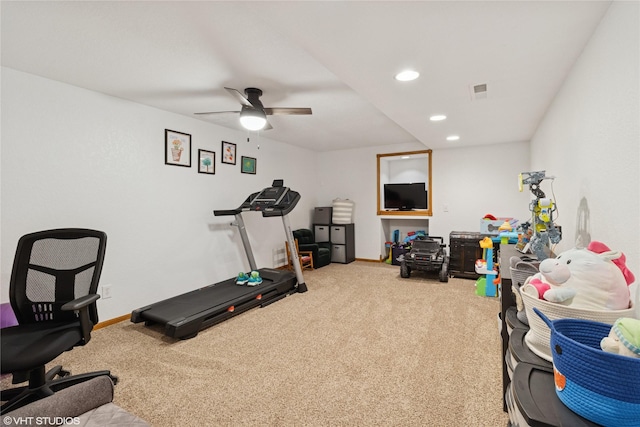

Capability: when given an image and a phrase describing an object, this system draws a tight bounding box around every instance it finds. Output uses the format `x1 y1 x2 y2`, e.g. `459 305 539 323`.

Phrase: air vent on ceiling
470 83 488 100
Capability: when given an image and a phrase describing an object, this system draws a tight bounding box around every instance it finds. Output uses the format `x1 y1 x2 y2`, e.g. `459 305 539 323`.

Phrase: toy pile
385 229 427 266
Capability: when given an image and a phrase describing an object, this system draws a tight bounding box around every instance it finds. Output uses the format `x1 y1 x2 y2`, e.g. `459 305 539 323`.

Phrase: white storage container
332 199 354 224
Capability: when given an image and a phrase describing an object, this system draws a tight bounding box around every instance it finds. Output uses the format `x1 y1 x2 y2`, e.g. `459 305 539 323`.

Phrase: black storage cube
330 223 355 264
313 207 333 225
449 231 483 279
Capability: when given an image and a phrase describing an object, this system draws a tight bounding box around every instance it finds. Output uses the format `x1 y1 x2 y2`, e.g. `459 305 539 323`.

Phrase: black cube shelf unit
448 231 483 279
313 207 355 264
329 223 355 264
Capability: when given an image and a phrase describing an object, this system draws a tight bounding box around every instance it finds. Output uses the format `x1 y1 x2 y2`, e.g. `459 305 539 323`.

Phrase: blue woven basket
534 308 640 427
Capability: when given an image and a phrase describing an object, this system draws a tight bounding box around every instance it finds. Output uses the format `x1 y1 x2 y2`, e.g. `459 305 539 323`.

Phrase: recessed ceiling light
395 70 420 81
401 156 411 159
430 115 447 121
446 135 460 141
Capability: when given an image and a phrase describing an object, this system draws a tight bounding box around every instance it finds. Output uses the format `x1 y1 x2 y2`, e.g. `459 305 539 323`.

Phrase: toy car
398 236 449 282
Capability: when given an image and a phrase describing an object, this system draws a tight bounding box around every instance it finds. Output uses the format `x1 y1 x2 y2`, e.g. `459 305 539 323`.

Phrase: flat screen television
384 182 427 210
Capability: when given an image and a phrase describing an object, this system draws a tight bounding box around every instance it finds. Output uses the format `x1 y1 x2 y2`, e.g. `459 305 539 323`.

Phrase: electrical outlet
102 284 112 299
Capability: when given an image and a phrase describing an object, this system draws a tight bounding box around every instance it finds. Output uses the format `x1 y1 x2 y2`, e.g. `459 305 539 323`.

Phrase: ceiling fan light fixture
394 70 420 82
239 107 267 131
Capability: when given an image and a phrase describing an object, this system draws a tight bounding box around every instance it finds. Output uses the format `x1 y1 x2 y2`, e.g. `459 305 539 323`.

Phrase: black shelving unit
330 223 355 263
449 231 483 279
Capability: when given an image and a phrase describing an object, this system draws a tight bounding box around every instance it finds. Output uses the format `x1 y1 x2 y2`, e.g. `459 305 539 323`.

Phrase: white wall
529 1 639 290
316 140 531 260
388 158 428 184
1 68 318 320
430 141 532 241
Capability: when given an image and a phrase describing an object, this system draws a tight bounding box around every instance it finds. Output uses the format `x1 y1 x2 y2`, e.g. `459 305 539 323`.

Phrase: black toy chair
293 229 331 268
1 229 117 414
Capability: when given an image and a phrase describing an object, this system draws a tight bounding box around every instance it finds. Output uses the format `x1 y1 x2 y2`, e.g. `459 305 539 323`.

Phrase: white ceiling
1 1 611 152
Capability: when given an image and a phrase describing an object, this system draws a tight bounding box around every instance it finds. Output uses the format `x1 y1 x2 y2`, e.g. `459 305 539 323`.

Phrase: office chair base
1 365 70 403
44 365 70 382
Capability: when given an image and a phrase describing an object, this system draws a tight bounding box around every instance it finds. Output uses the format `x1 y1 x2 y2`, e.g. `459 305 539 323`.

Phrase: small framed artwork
221 141 236 165
198 149 215 175
165 129 191 167
241 156 257 174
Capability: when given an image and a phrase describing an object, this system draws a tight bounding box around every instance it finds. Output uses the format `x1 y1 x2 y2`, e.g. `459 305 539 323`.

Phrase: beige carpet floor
5 261 509 426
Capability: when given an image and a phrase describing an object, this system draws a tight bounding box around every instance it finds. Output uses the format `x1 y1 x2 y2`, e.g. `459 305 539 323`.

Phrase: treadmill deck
131 268 297 339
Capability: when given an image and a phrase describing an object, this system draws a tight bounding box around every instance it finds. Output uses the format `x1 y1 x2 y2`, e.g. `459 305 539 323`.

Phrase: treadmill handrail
252 187 289 204
261 191 300 216
213 209 241 216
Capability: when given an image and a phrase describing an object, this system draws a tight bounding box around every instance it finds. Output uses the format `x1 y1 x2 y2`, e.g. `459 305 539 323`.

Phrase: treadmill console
214 180 300 217
248 186 289 210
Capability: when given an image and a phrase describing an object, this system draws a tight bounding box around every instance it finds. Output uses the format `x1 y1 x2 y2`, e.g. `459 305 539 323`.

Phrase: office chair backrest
9 229 107 326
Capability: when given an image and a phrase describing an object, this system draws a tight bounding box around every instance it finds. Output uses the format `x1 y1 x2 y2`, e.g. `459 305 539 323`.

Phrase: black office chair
1 229 117 414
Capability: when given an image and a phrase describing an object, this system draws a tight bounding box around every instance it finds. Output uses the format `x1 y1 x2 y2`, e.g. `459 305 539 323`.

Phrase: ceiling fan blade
195 87 306 131
225 87 254 108
264 107 312 116
194 110 240 115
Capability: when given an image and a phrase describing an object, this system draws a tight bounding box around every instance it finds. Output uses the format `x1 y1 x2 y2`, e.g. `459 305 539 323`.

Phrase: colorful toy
521 241 634 311
498 220 512 232
403 230 426 243
475 237 498 297
601 317 640 358
515 227 533 252
385 229 401 264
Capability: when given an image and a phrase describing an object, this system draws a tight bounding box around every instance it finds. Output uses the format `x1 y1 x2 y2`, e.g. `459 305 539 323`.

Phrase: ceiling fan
195 87 312 131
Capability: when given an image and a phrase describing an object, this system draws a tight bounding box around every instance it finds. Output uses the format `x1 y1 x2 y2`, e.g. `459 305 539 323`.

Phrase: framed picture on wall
165 129 191 167
241 156 256 174
221 141 236 165
198 149 215 175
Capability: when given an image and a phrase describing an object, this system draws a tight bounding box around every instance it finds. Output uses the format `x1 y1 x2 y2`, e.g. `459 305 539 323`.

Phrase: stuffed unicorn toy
521 241 634 311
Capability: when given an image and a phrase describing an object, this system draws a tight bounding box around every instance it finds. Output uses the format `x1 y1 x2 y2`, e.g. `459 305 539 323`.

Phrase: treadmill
131 180 307 339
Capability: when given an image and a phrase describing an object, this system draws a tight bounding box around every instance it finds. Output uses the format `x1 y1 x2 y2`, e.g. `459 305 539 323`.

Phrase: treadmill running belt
131 268 297 339
141 276 273 323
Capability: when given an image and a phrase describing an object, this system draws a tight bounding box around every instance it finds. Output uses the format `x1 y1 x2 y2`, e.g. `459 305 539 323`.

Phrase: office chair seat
1 321 82 373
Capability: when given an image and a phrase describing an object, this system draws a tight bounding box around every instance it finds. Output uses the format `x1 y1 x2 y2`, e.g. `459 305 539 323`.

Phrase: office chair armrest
61 294 100 345
61 294 100 312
